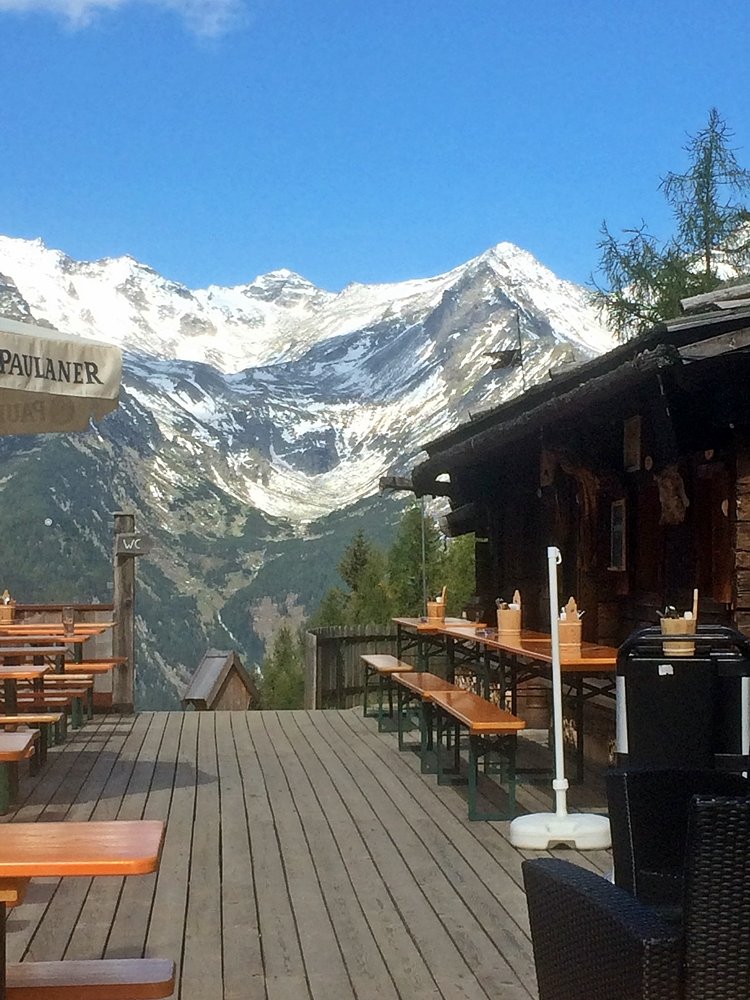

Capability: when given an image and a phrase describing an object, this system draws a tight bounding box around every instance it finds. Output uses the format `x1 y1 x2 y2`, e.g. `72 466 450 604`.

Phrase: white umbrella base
509 811 611 850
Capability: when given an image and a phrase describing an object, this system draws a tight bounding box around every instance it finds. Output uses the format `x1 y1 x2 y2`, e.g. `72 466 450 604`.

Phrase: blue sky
1 0 748 292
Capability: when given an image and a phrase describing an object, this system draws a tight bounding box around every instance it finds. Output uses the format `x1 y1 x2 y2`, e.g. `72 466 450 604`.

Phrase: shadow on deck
1 710 611 1000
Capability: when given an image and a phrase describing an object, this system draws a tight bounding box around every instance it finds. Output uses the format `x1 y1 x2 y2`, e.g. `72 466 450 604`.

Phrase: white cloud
0 0 246 36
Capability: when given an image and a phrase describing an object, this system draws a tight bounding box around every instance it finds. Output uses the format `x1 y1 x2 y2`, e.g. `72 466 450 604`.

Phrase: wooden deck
2 710 611 1000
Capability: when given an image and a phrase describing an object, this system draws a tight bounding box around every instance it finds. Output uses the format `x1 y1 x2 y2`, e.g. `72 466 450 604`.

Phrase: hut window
609 499 627 571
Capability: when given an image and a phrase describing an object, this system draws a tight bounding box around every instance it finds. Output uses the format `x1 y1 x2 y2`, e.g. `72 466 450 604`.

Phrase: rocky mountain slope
0 237 614 706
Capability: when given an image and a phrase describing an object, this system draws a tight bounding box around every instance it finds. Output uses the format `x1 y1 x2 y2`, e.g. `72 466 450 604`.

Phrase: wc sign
115 532 154 557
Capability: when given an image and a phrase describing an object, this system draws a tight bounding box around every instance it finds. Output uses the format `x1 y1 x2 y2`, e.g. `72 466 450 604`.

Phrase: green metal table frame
433 706 519 822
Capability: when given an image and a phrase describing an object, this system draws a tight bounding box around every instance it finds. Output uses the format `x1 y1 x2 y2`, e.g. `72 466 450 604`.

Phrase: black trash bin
616 625 750 771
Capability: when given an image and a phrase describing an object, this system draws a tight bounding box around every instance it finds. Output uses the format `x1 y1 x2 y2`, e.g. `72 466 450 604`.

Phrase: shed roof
182 649 258 709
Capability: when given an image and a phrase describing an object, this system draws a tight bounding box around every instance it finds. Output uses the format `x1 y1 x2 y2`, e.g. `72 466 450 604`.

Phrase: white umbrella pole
509 546 611 850
547 546 569 818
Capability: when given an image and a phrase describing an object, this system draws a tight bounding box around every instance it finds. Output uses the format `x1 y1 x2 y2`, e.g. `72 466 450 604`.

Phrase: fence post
112 512 136 713
304 630 318 710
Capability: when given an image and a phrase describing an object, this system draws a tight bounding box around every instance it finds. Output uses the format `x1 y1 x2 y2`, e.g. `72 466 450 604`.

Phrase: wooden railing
304 625 398 710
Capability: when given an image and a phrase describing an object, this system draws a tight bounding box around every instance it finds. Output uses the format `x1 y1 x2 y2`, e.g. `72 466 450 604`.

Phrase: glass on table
62 606 76 636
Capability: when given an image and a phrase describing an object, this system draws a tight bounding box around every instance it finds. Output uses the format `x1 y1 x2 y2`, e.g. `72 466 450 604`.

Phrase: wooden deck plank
218 713 265 1000
329 709 538 994
0 709 611 1000
19 717 134 962
337 708 536 921
316 710 531 999
280 712 443 1000
354 709 612 877
64 712 161 960
104 711 181 960
7 715 113 822
268 711 401 1000
180 713 224 1000
298 713 492 1000
247 711 353 1000
272 712 412 1000
258 711 395 1000
143 711 196 988
230 710 310 1000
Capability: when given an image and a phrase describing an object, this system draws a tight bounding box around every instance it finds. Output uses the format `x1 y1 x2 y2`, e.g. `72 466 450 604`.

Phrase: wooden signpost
112 513 153 713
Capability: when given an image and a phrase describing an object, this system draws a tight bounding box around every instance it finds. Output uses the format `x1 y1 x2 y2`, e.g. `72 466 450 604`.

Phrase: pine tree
260 625 305 709
662 108 750 279
595 108 750 340
441 534 476 617
307 586 350 628
338 530 376 593
387 504 443 615
348 549 393 624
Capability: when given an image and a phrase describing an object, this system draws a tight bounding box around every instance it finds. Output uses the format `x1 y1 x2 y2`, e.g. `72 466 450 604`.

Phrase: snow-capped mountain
0 235 614 705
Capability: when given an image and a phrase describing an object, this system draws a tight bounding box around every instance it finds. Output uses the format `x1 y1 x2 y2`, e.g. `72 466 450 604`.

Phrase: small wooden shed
182 649 259 711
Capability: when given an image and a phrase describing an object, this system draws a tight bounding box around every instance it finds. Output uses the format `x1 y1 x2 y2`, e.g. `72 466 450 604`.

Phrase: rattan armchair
523 796 750 1000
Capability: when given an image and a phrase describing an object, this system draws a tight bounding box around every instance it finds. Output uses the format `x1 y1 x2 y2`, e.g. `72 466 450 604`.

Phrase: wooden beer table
441 626 618 782
0 626 112 667
392 617 477 670
0 820 165 998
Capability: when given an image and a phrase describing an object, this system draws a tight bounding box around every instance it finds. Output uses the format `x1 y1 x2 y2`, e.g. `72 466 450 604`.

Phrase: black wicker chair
523 796 750 1000
606 768 750 914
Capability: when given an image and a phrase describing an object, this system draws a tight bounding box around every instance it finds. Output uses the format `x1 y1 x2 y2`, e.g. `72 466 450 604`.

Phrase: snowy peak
0 235 614 380
242 268 320 300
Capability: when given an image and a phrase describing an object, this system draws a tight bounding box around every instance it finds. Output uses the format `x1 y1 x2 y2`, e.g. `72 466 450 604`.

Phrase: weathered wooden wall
214 670 254 711
734 433 750 635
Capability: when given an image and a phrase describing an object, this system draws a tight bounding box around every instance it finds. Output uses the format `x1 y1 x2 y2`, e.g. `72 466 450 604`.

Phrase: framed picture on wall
610 498 627 571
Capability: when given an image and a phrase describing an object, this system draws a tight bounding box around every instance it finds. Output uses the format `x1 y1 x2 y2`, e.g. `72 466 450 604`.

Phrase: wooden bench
430 688 526 821
361 654 414 731
66 656 126 671
6 957 175 998
27 674 95 721
4 690 85 733
0 730 37 813
0 713 64 765
391 672 459 770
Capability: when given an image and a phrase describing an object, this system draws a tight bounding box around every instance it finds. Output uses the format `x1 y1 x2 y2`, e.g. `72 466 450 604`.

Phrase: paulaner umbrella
0 317 122 434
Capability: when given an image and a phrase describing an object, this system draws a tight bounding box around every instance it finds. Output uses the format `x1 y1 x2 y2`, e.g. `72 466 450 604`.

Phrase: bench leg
29 743 40 776
396 685 404 750
436 712 463 786
71 697 84 730
468 734 519 821
86 687 94 721
420 702 438 774
377 675 399 733
8 760 19 801
0 762 10 815
38 725 49 766
362 667 370 718
395 689 419 751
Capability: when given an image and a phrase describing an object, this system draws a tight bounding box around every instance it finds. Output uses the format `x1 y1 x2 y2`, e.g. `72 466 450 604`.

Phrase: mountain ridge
0 234 615 705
